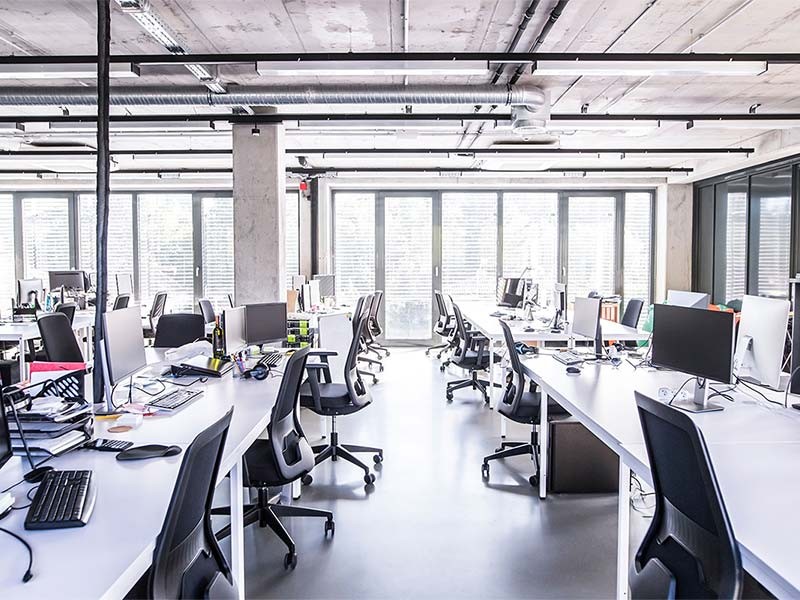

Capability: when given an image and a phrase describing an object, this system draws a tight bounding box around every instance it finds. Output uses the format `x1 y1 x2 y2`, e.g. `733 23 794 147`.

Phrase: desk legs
616 463 631 600
488 342 497 409
229 458 246 600
538 393 549 499
17 335 26 380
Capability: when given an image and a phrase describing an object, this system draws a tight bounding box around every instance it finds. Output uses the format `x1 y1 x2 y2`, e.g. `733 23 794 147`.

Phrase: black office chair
112 294 131 310
37 313 84 362
198 299 216 324
54 301 78 324
352 295 378 384
621 298 644 349
630 391 742 599
365 290 389 357
445 303 498 404
144 291 168 338
482 321 569 486
300 314 383 486
357 293 384 373
153 314 206 348
148 409 237 599
214 348 334 570
426 290 455 358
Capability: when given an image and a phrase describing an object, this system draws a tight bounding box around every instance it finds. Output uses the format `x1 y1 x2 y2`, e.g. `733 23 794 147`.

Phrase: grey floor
236 347 623 599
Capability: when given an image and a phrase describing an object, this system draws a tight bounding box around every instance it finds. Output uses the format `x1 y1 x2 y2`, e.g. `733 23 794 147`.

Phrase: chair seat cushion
299 382 366 416
499 390 570 423
243 439 286 487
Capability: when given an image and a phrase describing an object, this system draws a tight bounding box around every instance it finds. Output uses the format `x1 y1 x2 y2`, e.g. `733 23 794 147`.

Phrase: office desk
0 311 95 379
0 349 285 599
518 355 800 599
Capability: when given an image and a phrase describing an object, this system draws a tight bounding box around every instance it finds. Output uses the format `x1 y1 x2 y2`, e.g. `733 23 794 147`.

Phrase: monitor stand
671 378 725 413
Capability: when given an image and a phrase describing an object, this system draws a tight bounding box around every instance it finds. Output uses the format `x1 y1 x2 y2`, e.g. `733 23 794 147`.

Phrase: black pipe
93 0 111 406
509 0 570 85
488 1 542 87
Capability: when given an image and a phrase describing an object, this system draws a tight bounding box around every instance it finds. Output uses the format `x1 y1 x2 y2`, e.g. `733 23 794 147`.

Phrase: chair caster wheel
372 379 379 384
481 463 490 479
494 447 503 453
284 552 297 570
440 365 446 372
425 350 430 355
364 473 376 485
446 392 453 401
301 474 313 486
373 453 383 464
379 365 384 372
529 475 538 487
324 519 335 536
385 351 391 356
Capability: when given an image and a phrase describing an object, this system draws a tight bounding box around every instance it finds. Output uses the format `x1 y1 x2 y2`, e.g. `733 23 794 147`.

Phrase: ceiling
0 0 799 185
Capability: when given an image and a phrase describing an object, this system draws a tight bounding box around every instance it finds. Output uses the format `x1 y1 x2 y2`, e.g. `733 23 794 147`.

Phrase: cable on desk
10 484 39 510
668 377 697 406
1 455 55 494
158 375 208 387
784 366 800 409
0 525 34 582
735 377 782 407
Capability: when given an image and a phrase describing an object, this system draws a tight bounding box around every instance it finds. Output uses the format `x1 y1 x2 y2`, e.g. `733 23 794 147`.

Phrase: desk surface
0 311 95 341
0 349 283 599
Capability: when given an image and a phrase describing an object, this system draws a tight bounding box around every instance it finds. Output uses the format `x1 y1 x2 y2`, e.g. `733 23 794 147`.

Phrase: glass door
379 193 434 342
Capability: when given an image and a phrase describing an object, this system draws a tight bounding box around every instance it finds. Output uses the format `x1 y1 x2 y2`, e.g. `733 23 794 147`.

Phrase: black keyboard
259 352 282 368
84 438 134 452
25 470 96 530
147 388 203 411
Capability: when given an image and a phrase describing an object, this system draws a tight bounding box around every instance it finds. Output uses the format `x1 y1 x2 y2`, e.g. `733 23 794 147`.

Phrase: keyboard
259 352 282 368
553 350 585 366
25 470 96 530
147 388 203 412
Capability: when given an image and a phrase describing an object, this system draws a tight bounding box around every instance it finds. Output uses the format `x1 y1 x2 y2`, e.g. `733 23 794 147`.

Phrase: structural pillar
232 113 286 304
657 182 693 300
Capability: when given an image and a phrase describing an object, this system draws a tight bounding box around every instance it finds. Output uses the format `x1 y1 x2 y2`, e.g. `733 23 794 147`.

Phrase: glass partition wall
333 189 655 343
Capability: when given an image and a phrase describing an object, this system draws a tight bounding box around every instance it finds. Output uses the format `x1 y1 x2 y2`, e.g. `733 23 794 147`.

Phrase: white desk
518 354 800 599
0 348 285 599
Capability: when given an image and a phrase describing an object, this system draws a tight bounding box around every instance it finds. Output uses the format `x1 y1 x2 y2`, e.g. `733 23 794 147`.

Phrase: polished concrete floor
235 347 623 599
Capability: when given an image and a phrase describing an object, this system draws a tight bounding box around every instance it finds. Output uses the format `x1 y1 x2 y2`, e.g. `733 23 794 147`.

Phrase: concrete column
232 117 285 304
662 183 693 295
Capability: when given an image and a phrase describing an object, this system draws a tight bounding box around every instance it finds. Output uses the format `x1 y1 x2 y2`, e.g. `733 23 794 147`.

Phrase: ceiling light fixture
686 119 800 130
251 126 260 136
0 63 139 80
532 59 768 77
256 60 490 77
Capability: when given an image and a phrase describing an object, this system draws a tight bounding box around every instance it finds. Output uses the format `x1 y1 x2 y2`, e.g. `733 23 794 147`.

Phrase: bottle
212 315 225 359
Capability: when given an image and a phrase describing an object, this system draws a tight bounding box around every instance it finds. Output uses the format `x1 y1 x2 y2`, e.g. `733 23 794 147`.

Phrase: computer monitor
102 306 147 409
222 306 247 354
666 289 710 309
313 274 336 298
572 296 603 357
0 398 11 473
307 280 321 309
245 302 288 345
17 278 43 306
49 270 86 292
733 295 790 390
652 303 735 412
292 274 306 290
116 273 133 295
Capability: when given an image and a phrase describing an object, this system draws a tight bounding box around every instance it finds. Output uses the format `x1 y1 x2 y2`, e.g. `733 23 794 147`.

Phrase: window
567 196 616 301
714 179 748 304
22 196 71 281
502 192 559 294
749 168 791 299
623 192 652 324
441 192 497 301
79 194 134 291
201 196 233 311
0 195 15 305
137 193 194 312
333 193 375 305
285 191 300 288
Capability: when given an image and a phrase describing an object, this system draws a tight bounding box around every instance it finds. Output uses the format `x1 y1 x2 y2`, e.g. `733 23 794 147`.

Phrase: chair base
213 488 334 570
481 430 540 487
446 371 492 403
307 428 382 486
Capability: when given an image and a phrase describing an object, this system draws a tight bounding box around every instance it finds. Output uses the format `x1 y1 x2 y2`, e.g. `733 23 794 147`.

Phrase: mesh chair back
450 303 471 364
112 294 131 310
267 347 315 481
54 302 78 324
633 392 741 599
154 314 206 348
498 320 525 413
433 291 448 334
150 291 168 321
149 409 236 600
37 313 83 362
198 299 216 324
622 299 644 328
345 315 371 406
351 296 366 336
368 290 384 336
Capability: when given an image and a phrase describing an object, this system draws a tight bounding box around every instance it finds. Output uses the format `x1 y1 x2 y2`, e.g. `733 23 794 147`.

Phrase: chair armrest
309 349 338 357
305 361 332 384
303 366 325 411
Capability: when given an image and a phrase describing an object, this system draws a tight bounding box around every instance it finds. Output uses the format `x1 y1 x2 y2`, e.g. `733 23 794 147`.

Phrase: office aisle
240 348 619 598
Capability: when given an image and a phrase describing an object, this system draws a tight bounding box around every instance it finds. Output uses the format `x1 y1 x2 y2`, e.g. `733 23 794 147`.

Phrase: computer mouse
116 444 183 461
566 366 581 375
24 465 54 483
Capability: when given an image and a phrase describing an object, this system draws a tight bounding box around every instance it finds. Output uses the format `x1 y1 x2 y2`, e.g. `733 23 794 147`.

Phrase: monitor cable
0 508 34 582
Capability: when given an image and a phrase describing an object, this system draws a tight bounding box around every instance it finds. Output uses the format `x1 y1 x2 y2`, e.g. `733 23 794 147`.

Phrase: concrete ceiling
0 0 799 184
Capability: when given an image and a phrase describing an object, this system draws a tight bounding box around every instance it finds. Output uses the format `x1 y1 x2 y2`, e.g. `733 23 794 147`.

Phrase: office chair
299 314 383 486
426 290 455 357
352 295 379 384
112 294 131 310
213 348 334 570
365 290 390 357
445 303 498 404
37 313 84 362
620 298 644 349
54 301 78 324
198 299 216 324
148 409 237 599
153 314 206 348
144 291 168 338
630 391 742 599
482 321 569 486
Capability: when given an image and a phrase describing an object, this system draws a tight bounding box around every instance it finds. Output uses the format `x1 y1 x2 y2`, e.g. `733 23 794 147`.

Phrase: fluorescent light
0 122 24 132
686 119 800 130
45 120 215 133
256 60 489 77
0 63 139 80
548 119 664 131
533 59 767 77
291 118 508 132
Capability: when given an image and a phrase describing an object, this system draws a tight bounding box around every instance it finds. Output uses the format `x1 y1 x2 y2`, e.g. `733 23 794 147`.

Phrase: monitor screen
49 270 86 291
572 297 601 339
245 302 288 344
102 306 147 386
17 278 43 305
652 303 735 384
0 398 11 472
223 306 247 354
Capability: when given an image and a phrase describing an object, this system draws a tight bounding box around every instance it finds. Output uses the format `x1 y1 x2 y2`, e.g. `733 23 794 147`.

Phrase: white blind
22 197 70 282
568 196 616 301
201 196 233 312
756 195 791 298
725 192 747 303
79 194 135 296
286 191 300 288
502 192 558 294
441 192 497 302
0 195 15 308
138 193 194 312
384 196 432 339
334 192 375 306
623 192 652 324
